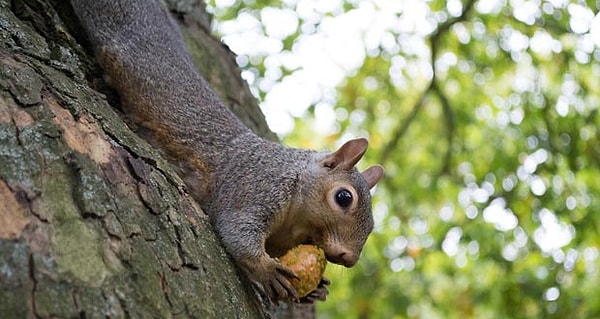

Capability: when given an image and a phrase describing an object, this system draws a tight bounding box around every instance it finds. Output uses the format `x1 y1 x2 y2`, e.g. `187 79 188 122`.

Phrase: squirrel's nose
326 249 358 267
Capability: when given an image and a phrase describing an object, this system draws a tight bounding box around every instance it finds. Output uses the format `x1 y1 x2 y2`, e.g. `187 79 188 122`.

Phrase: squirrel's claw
299 277 330 303
271 263 300 302
276 263 300 280
243 256 300 303
320 277 331 286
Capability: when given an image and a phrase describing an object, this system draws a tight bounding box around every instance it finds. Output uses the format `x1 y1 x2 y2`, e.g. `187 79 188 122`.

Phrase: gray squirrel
71 0 383 303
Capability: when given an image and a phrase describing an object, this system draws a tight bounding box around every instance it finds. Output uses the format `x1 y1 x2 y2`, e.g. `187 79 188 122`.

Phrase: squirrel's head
305 138 383 267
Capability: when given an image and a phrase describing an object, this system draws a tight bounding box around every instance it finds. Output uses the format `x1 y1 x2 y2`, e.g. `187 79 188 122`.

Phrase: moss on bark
0 0 267 317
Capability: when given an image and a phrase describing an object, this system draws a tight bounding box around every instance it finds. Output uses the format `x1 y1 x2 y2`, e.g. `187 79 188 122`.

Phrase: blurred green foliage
206 0 600 317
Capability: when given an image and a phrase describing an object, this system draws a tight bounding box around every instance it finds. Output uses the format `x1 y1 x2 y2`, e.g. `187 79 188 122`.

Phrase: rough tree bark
0 0 314 318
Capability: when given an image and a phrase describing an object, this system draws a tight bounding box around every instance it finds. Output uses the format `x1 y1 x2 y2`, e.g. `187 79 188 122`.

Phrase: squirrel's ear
362 165 384 189
322 138 369 170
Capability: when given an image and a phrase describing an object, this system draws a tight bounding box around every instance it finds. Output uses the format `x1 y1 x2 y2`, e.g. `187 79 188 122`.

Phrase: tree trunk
0 0 309 317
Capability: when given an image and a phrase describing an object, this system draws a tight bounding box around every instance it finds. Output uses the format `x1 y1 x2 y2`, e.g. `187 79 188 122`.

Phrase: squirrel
71 0 383 303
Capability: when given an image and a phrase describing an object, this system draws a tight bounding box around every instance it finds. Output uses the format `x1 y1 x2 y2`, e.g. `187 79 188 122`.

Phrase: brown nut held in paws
279 245 327 298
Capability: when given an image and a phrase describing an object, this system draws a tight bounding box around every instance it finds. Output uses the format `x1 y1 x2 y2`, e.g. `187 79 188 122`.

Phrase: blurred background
205 0 599 318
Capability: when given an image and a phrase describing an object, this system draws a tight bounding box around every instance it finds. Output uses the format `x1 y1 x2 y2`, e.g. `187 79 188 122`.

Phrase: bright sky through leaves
213 0 599 134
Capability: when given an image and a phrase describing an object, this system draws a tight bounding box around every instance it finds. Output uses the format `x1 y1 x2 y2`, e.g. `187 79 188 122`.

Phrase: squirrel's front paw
300 277 330 303
242 256 300 302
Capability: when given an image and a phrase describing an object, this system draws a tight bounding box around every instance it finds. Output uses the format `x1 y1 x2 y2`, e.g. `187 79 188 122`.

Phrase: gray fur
71 0 383 302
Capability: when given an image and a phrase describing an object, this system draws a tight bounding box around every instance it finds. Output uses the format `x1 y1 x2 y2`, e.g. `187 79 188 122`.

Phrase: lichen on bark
1 0 267 317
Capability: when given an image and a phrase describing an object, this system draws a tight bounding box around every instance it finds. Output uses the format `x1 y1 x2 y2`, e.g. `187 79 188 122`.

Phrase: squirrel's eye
335 189 353 208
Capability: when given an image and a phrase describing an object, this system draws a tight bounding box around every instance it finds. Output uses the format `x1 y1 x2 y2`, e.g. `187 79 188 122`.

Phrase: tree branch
379 0 475 170
379 82 432 164
431 81 455 176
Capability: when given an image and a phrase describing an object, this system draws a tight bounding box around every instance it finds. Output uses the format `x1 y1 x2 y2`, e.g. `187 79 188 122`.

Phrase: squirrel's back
73 0 257 201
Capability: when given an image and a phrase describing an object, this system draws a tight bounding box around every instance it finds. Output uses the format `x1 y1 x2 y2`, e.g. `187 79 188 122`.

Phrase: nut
279 245 327 298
